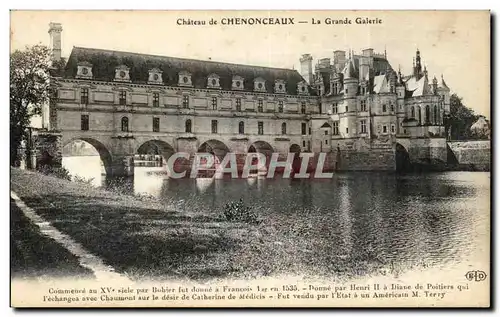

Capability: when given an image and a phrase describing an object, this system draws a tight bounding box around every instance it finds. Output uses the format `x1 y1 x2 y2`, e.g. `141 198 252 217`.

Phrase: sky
10 10 490 117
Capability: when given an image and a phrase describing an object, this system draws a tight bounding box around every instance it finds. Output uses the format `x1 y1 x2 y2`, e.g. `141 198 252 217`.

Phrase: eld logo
465 270 487 282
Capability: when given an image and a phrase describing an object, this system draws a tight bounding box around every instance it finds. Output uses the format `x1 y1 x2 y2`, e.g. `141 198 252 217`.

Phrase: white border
3 1 497 316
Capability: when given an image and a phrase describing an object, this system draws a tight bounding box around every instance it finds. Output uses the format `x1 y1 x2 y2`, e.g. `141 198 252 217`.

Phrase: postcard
10 10 490 308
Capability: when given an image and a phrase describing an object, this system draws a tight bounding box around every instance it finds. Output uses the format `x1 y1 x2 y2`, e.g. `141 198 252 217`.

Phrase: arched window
281 122 287 135
434 105 438 125
121 117 129 132
238 121 244 134
425 105 430 125
411 106 415 118
185 119 192 133
418 107 422 125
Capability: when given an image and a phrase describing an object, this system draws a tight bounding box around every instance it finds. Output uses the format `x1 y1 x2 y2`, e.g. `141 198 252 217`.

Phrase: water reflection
62 155 489 277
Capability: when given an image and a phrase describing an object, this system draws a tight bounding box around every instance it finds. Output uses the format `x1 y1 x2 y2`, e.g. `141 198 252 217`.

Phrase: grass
10 168 421 282
10 199 94 279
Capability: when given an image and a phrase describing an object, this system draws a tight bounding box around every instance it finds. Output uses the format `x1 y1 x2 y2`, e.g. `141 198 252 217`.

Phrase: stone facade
35 23 457 176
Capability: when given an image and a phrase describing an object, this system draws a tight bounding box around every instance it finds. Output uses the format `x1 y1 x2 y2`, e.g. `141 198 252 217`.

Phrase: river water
62 156 490 275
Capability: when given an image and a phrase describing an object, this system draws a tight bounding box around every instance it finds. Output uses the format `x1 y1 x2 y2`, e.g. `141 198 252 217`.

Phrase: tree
445 94 480 140
10 45 54 166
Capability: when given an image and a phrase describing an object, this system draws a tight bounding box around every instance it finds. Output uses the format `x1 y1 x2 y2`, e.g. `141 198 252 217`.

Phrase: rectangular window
119 91 127 105
360 120 367 133
346 127 349 134
324 130 328 135
309 127 312 135
301 102 306 114
212 97 217 110
278 101 283 113
383 125 388 133
391 124 395 133
302 140 306 147
258 100 263 112
382 104 387 112
153 93 160 107
360 100 367 112
332 121 339 135
81 114 89 131
333 82 338 94
236 98 242 111
325 140 328 145
345 105 349 113
182 95 189 108
153 117 160 132
301 123 306 135
211 120 218 134
332 103 338 114
81 88 89 105
258 121 264 135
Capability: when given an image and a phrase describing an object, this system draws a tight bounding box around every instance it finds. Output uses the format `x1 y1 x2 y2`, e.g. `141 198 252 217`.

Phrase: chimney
362 48 374 68
333 50 346 73
300 54 313 85
48 22 63 62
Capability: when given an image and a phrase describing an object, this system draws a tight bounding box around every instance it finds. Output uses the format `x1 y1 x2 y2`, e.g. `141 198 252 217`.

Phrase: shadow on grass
18 194 243 281
10 199 95 280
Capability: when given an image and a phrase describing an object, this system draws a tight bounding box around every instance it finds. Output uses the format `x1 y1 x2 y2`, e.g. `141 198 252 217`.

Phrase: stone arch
136 140 175 163
62 137 113 175
248 140 275 157
289 143 301 153
395 142 412 173
198 139 230 161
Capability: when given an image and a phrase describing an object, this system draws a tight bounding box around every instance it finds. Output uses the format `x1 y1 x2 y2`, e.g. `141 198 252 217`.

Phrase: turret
396 66 405 100
432 76 438 94
342 52 358 97
414 48 422 79
437 74 451 114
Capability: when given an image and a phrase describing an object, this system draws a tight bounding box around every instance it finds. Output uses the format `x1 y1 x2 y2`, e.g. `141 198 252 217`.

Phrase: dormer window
274 79 286 94
297 81 309 95
114 65 131 82
178 71 192 87
148 68 163 85
76 62 93 80
207 73 221 89
232 75 244 90
254 77 266 92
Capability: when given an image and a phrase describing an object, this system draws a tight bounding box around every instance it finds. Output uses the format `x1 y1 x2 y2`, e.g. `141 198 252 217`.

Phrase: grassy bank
12 168 321 281
10 199 94 279
11 168 402 282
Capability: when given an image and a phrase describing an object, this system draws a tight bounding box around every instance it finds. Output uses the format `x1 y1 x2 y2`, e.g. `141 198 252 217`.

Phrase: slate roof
404 75 432 97
63 47 316 96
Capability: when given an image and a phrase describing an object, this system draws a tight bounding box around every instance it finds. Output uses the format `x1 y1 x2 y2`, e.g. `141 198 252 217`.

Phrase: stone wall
337 148 395 171
447 140 490 171
33 131 63 169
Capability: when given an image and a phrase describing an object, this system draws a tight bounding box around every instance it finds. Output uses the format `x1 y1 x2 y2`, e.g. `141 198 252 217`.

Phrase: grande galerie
324 17 383 24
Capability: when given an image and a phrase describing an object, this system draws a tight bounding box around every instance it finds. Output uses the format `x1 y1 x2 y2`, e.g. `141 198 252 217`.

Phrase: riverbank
13 168 362 282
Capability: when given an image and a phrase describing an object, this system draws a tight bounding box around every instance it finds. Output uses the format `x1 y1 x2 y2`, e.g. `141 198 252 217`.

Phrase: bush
73 175 95 186
37 165 72 181
223 199 260 224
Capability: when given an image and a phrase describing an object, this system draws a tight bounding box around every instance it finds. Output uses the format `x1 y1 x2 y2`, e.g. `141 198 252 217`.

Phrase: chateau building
41 23 451 174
